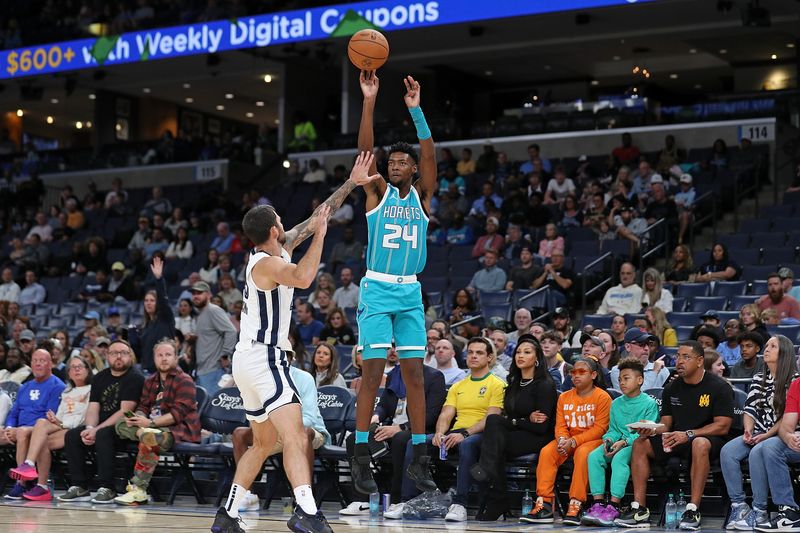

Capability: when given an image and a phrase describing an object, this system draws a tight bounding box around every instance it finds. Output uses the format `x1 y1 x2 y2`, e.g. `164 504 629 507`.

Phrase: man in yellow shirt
385 337 505 522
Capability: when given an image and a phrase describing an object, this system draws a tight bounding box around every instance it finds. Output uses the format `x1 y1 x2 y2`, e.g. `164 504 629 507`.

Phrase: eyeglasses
570 368 591 377
675 353 702 362
68 365 87 370
108 350 130 357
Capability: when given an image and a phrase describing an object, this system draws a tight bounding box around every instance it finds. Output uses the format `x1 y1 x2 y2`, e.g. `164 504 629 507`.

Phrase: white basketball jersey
236 248 294 353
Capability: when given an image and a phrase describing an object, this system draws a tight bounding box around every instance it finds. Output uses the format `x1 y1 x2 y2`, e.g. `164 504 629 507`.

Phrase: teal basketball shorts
356 273 426 360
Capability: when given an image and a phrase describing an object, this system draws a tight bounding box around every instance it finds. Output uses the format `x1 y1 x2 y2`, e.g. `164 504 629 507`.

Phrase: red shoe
9 464 38 482
22 485 52 501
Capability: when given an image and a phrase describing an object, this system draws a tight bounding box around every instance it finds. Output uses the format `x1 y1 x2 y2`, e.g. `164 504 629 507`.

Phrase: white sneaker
445 504 468 522
238 491 260 512
384 503 405 519
339 501 371 516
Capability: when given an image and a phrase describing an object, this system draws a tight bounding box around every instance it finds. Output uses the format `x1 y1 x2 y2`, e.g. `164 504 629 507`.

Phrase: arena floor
0 498 728 533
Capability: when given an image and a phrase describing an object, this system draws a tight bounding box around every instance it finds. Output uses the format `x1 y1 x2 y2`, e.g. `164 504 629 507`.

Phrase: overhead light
216 104 225 111
771 54 777 60
182 83 191 89
633 66 640 73
85 121 92 128
255 101 265 107
787 43 796 49
694 84 703 89
46 116 54 124
88 93 96 100
532 95 539 101
143 87 151 93
590 80 599 86
16 109 23 117
282 159 291 169
50 98 59 104
669 73 679 79
246 112 254 118
274 118 280 125
719 49 728 54
115 123 122 131
689 48 697 54
225 93 234 99
75 121 83 129
484 70 493 76
612 55 621 61
185 97 194 103
263 74 273 83
633 87 638 92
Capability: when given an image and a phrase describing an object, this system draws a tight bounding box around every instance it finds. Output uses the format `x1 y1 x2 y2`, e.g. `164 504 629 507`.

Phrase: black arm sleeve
424 370 447 432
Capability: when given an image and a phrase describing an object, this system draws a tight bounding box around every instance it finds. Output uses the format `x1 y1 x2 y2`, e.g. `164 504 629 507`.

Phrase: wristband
458 429 470 437
408 106 431 140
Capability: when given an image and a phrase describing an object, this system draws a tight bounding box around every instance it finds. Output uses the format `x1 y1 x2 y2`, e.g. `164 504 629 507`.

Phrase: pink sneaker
9 464 38 482
22 485 52 501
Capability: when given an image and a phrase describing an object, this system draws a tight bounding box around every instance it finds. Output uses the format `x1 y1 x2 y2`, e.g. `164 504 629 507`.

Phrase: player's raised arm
357 70 386 209
404 75 436 212
283 152 381 254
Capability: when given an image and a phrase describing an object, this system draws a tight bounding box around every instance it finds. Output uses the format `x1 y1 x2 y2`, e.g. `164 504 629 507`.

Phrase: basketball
347 29 389 71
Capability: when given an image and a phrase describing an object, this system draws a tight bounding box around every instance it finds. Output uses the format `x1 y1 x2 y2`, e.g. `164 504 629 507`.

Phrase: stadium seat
669 312 702 328
581 314 614 330
712 281 748 298
770 325 800 344
671 297 686 312
745 218 772 232
478 290 511 305
749 281 768 296
481 303 512 321
687 296 727 313
763 248 797 265
717 234 749 250
750 231 785 249
676 283 709 298
733 248 761 266
742 265 776 281
515 287 550 314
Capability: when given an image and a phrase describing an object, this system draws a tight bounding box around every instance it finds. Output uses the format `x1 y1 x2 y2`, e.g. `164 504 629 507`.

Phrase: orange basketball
347 29 389 71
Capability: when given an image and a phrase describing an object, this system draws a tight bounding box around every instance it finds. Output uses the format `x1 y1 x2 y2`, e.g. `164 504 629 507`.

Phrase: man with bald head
433 340 467 385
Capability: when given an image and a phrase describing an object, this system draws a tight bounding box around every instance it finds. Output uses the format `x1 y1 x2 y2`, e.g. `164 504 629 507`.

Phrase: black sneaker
210 507 245 533
680 508 702 530
615 504 651 528
406 454 437 492
288 506 333 533
755 507 800 532
349 454 378 495
520 498 554 524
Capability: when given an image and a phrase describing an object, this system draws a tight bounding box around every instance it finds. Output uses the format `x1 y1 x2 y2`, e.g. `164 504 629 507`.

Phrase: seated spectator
469 182 503 219
532 249 574 308
741 303 769 344
665 244 695 283
544 167 576 205
710 138 729 169
390 338 505 522
314 290 335 323
0 267 20 303
143 228 169 261
199 249 220 285
430 339 467 385
611 328 670 390
445 213 473 246
674 174 696 244
582 359 660 526
108 262 138 301
113 340 199 505
1 348 65 499
507 308 533 345
327 227 363 274
319 308 356 346
456 148 475 176
520 143 552 175
27 212 52 243
611 315 627 345
580 335 613 388
439 167 466 196
704 349 726 377
0 347 31 384
140 186 172 218
128 216 151 254
645 307 677 348
695 243 741 282
553 307 580 348
448 289 476 328
503 224 533 261
64 199 84 230
641 267 674 313
730 331 765 379
632 161 657 203
467 248 506 293
521 356 611 524
308 272 336 307
745 337 800 531
164 207 188 236
491 151 513 189
527 192 553 228
19 270 45 306
656 134 684 175
610 205 648 247
332 267 359 310
309 343 346 388
7 356 91 501
217 273 243 312
724 334 798 529
597 263 642 315
559 194 584 229
541 331 572 391
430 319 467 357
717 319 742 365
209 222 235 254
505 246 542 292
471 217 504 260
757 273 800 320
165 226 194 259
74 238 107 275
611 133 640 167
471 335 558 520
696 327 722 351
538 224 564 259
644 181 678 226
619 341 733 530
778 268 800 302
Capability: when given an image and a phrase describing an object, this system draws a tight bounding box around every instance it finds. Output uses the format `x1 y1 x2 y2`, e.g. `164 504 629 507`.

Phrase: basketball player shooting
212 152 380 533
349 71 438 495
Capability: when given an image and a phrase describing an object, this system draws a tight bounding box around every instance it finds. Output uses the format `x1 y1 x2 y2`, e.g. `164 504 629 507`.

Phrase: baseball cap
191 281 212 293
553 307 570 318
20 329 36 342
579 332 605 350
107 307 120 317
779 267 794 280
624 327 654 344
650 174 664 184
96 336 110 347
486 216 499 226
578 154 588 163
700 310 719 319
462 313 485 328
111 262 125 272
680 173 693 184
486 316 508 331
83 311 101 321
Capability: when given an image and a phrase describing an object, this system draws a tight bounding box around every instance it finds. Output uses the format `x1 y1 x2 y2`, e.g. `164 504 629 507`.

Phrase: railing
581 252 614 315
450 314 484 331
518 286 552 324
690 191 717 249
639 217 670 273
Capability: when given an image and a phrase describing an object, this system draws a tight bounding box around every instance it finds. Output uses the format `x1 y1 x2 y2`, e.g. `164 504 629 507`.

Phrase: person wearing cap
470 334 558 521
757 272 800 321
17 328 37 362
610 328 669 391
127 216 151 254
105 307 124 340
609 204 648 247
108 261 138 301
71 311 101 351
597 263 642 316
469 182 503 219
553 307 580 348
674 173 696 244
19 270 45 307
778 267 800 302
191 279 237 394
471 217 504 261
581 333 613 388
467 248 506 293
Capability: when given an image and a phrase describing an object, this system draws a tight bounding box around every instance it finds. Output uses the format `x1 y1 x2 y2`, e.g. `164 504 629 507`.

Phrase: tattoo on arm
284 180 357 250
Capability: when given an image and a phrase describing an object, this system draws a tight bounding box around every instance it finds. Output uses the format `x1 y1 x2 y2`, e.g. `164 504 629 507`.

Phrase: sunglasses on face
570 368 592 377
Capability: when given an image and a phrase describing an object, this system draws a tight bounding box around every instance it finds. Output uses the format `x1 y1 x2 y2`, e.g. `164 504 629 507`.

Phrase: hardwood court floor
0 498 727 533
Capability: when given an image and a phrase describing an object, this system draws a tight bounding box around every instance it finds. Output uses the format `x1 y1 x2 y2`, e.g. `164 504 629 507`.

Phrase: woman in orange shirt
520 356 611 525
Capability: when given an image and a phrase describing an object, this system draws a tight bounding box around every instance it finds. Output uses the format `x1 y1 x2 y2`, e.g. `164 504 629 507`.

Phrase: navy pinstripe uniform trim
243 345 299 418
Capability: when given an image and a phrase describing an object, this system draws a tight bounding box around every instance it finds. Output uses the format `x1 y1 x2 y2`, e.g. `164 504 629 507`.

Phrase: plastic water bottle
676 490 687 519
369 492 380 517
665 494 678 529
521 489 533 515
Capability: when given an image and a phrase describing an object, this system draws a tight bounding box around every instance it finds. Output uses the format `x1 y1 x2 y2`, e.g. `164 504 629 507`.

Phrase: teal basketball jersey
365 184 428 276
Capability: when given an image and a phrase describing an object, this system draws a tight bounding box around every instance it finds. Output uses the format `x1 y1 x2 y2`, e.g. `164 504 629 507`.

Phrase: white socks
224 483 247 518
294 485 317 515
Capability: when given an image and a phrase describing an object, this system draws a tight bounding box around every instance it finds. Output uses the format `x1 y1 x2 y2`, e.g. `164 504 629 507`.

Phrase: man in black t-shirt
616 340 733 530
532 248 574 308
505 246 542 292
59 340 145 504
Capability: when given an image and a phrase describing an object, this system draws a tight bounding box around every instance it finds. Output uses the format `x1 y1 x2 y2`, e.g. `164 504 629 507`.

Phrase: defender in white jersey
212 153 379 533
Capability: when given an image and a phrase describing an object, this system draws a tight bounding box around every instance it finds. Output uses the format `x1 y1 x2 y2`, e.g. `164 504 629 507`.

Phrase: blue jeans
721 436 769 509
196 368 225 395
748 436 800 508
401 434 483 506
